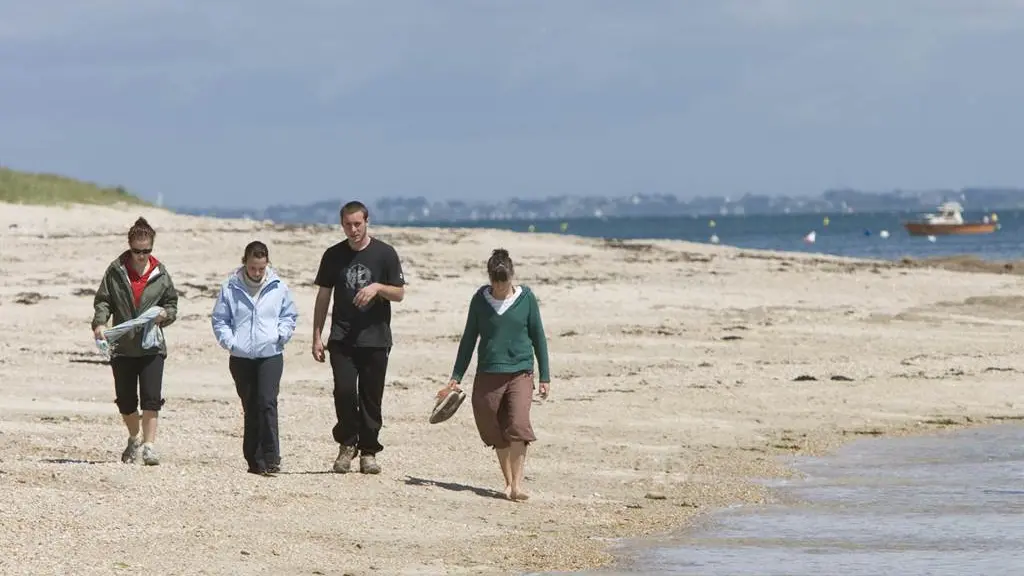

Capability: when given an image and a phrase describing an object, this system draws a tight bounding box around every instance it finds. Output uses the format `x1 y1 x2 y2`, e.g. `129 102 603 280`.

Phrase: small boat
903 201 997 236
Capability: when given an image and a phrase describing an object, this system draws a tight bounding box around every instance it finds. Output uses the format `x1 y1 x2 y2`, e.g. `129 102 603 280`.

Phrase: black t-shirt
314 237 405 348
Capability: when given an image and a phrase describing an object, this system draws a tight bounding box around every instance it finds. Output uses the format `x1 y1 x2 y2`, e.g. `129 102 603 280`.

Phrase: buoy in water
927 235 936 243
710 234 719 244
879 230 890 239
527 224 536 233
709 219 716 228
823 216 830 227
803 231 816 244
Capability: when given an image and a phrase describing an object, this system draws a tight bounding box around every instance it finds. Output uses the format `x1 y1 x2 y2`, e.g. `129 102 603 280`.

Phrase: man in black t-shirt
312 200 406 474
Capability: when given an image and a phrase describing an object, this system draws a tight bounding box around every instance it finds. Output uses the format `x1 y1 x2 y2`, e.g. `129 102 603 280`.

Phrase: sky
2 0 1024 208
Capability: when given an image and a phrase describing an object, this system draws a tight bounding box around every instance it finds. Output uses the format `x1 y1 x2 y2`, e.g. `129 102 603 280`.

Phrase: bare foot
510 488 529 502
504 484 513 500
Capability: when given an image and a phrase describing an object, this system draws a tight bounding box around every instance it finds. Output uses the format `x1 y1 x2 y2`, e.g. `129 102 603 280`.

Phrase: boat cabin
921 201 965 225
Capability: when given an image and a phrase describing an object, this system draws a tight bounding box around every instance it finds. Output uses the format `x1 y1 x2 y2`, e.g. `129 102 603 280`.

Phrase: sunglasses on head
131 248 152 255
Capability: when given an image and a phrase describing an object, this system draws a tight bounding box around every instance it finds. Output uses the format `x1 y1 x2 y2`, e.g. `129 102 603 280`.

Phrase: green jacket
450 285 551 383
91 252 179 358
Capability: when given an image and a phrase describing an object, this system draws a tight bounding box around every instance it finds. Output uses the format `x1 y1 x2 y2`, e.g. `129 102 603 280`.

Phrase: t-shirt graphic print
346 263 373 292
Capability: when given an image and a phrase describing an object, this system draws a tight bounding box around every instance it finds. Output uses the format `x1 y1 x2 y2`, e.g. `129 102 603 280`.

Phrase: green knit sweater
450 285 551 383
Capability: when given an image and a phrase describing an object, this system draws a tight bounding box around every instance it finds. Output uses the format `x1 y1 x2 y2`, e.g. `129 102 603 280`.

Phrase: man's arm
376 284 404 302
313 286 332 339
312 248 335 339
375 246 406 302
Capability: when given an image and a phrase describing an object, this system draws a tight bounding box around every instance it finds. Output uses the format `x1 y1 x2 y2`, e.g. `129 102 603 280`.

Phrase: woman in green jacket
444 248 550 501
91 217 178 466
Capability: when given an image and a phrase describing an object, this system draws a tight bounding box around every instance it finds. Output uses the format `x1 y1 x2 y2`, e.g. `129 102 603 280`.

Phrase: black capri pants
110 354 166 414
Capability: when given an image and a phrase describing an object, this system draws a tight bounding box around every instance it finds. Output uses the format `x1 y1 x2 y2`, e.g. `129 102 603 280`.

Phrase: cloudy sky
2 0 1022 207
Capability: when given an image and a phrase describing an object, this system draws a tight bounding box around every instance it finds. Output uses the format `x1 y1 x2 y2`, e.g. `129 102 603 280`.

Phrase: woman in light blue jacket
211 241 299 476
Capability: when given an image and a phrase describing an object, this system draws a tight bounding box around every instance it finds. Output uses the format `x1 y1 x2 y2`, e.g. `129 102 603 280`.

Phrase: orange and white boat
903 202 997 236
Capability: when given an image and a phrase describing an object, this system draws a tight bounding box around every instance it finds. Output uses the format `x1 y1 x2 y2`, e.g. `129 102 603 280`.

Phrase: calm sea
403 209 1024 261
533 424 1024 576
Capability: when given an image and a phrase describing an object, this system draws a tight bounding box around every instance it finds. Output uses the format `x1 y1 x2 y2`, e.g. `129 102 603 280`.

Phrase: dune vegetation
0 167 149 206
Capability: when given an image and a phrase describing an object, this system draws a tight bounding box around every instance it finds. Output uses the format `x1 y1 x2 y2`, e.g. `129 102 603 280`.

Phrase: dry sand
2 202 1024 575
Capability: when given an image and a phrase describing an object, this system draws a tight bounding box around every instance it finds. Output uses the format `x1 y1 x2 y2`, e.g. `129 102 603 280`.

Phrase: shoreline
2 202 1024 575
578 415 1024 574
591 419 1024 575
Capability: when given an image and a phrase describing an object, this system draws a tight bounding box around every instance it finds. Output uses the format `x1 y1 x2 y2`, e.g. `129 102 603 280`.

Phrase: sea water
406 210 1024 262
541 424 1024 576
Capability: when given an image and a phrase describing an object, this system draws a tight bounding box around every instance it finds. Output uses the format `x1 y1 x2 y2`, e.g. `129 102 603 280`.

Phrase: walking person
211 241 299 475
441 248 551 501
312 200 406 474
91 216 179 466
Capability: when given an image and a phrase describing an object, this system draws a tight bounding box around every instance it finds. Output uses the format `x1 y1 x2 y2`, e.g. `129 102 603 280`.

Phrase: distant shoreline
177 206 1015 229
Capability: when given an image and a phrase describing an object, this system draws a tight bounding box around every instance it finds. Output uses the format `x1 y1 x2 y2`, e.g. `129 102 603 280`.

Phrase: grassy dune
0 167 149 206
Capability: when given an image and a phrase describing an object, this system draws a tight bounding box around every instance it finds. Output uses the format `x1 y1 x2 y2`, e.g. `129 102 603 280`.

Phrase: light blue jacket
211 267 299 359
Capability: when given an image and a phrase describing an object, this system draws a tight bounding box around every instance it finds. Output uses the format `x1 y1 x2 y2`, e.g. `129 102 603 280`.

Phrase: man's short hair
340 201 369 220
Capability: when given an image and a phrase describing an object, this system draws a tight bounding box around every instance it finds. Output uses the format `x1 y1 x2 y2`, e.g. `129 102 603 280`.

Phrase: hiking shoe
359 454 381 475
141 443 160 466
333 445 356 473
121 436 141 464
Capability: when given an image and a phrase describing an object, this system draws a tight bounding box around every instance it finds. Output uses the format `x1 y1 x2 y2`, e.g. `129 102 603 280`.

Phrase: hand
437 379 461 399
92 325 106 340
156 310 168 325
353 283 381 309
538 381 550 400
312 338 325 363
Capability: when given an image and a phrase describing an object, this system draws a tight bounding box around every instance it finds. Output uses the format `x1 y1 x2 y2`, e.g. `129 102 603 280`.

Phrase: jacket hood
228 265 282 290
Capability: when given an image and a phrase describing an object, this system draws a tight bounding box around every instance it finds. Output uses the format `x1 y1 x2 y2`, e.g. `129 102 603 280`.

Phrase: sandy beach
2 202 1024 576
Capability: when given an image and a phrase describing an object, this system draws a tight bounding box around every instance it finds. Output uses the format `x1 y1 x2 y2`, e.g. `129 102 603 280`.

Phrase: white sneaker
141 443 160 466
121 436 141 464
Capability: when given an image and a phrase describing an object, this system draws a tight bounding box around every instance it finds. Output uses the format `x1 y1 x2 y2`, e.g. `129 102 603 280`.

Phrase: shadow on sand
39 458 111 465
404 475 505 499
68 358 110 366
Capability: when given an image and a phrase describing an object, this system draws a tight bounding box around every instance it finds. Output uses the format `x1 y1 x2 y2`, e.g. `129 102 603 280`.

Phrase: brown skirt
470 371 536 449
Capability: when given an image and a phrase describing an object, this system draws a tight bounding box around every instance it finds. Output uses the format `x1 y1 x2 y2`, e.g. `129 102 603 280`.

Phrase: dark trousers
327 342 390 455
111 354 166 415
228 354 283 471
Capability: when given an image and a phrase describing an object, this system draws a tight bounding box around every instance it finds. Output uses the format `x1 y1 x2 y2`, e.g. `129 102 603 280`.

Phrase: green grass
0 167 150 206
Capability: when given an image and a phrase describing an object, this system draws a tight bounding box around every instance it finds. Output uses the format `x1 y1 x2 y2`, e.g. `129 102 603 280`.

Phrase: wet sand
1 202 1023 575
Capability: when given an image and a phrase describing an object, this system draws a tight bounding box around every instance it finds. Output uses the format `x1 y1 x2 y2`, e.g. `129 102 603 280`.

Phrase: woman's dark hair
242 240 270 263
487 248 513 282
128 217 156 243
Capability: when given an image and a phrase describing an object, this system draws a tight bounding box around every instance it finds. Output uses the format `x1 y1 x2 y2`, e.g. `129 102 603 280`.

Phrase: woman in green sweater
444 248 551 501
